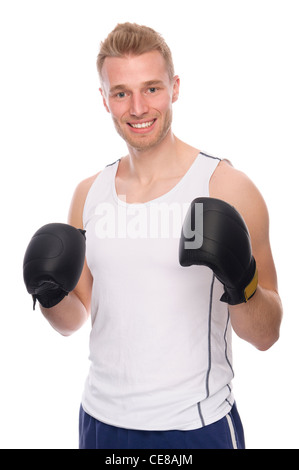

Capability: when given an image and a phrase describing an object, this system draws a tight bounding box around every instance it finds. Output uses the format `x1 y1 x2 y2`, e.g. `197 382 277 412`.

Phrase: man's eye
148 87 157 93
116 92 126 98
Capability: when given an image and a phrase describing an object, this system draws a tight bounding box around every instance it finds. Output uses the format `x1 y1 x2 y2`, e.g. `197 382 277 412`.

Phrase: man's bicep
210 162 279 293
232 174 279 293
248 198 279 293
67 177 96 314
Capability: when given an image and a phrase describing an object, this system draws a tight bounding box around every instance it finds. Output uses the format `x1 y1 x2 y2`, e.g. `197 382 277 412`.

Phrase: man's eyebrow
142 80 165 87
109 80 165 95
109 84 127 95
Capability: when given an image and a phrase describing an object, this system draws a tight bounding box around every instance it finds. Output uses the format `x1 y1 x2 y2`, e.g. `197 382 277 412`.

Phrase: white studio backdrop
0 0 298 449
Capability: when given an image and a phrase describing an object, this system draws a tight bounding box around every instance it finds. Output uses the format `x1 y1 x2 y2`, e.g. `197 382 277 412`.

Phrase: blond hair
97 23 175 82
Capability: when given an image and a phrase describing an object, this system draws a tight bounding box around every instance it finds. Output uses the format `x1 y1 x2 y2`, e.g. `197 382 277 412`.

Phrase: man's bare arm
40 175 97 336
210 161 283 350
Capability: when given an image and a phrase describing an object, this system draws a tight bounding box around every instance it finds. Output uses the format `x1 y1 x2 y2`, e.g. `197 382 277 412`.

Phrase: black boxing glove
179 197 258 305
23 223 86 309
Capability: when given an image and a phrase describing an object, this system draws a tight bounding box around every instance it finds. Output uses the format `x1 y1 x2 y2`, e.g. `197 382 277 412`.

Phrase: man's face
100 51 179 152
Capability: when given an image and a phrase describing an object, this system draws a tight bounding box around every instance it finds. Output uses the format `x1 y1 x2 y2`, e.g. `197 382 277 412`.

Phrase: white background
0 0 298 449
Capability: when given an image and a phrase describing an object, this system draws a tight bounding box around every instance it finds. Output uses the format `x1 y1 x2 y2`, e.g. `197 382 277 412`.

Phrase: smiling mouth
128 119 156 129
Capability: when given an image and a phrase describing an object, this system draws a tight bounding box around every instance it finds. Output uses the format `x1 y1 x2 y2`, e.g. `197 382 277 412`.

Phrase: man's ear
99 88 110 113
172 75 180 103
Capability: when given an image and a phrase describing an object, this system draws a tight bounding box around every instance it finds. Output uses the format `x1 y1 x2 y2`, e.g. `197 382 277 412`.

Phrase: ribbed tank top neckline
111 152 204 207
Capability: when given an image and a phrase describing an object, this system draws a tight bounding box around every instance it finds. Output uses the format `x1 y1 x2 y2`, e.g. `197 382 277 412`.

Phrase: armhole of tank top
82 171 102 228
207 156 234 196
206 156 222 197
82 160 120 227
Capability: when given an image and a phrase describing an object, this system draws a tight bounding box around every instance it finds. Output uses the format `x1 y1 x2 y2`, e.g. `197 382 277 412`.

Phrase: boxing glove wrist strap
244 268 258 301
220 266 258 305
32 281 68 310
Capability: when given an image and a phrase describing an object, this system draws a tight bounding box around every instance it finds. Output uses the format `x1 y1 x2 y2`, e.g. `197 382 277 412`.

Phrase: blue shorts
79 403 245 449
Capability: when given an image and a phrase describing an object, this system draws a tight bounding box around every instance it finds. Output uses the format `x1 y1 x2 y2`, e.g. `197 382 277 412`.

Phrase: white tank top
82 152 234 431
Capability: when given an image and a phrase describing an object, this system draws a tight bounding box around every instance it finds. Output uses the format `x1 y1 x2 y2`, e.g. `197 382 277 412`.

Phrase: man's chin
117 126 172 153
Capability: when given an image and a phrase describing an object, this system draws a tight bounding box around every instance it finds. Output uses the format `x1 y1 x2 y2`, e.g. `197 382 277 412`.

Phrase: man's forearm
39 291 89 336
229 285 283 351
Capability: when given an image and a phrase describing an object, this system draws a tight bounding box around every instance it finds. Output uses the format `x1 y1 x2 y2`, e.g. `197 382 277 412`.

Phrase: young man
34 23 282 448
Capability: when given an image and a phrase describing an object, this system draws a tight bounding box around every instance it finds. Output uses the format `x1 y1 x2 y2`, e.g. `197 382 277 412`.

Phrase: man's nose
129 92 149 117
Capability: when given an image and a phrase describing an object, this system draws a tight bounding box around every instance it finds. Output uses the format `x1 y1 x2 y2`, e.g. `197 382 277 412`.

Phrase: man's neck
124 132 198 185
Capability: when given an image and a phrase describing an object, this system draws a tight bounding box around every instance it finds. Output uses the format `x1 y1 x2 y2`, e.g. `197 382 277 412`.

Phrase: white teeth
130 120 154 129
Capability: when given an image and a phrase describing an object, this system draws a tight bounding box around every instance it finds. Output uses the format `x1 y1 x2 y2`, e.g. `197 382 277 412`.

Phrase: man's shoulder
75 171 101 199
209 159 269 233
210 159 258 202
68 171 101 227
